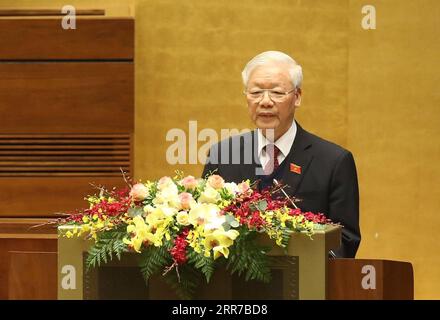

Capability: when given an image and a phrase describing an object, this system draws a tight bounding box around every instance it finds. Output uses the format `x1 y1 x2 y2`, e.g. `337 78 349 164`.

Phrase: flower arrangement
57 172 333 299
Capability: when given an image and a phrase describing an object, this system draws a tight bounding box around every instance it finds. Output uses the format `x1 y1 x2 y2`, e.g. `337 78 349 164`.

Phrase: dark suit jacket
202 122 361 258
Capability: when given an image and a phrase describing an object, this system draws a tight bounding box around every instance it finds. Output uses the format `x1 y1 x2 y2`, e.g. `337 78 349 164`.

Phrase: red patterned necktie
263 144 281 175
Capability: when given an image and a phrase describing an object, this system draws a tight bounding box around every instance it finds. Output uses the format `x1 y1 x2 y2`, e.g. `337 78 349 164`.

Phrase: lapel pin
290 163 302 175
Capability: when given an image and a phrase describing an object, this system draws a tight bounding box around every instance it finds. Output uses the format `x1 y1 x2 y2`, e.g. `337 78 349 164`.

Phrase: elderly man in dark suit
202 51 360 258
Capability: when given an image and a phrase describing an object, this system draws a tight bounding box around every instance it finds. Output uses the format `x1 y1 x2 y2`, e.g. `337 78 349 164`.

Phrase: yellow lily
204 229 239 259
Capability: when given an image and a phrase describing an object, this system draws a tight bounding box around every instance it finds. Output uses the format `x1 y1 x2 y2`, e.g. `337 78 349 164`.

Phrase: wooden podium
328 259 414 299
57 225 413 300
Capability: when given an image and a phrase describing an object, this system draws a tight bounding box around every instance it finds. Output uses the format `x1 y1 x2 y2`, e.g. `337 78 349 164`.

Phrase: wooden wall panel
0 237 57 300
0 14 134 299
0 177 132 217
8 251 57 299
0 62 133 133
0 218 58 236
0 18 133 60
328 259 414 300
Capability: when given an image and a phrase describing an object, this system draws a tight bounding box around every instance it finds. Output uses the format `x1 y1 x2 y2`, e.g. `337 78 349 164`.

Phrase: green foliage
139 244 172 283
203 169 218 179
127 207 143 217
186 177 206 200
83 227 286 299
143 182 158 204
226 230 272 282
85 230 128 271
222 214 240 231
187 249 215 283
279 227 294 247
84 223 290 299
176 184 186 193
219 187 234 201
139 244 211 299
163 264 204 300
250 199 267 212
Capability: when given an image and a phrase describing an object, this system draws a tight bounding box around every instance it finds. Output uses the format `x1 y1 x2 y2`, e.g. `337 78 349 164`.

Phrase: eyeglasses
244 88 296 102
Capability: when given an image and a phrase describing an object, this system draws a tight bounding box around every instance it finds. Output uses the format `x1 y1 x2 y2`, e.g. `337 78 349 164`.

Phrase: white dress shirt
257 121 297 168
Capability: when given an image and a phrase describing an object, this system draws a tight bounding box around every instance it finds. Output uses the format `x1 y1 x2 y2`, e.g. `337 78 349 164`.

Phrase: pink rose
130 183 149 201
178 192 194 210
237 182 251 194
181 175 198 190
207 175 225 189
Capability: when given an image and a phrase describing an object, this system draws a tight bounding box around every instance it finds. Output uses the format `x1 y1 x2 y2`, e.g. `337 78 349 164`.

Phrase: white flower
198 186 220 204
153 183 180 208
143 204 154 214
188 203 220 227
160 183 179 196
145 206 176 226
176 211 190 226
157 205 178 218
224 182 238 195
204 214 226 231
187 203 225 231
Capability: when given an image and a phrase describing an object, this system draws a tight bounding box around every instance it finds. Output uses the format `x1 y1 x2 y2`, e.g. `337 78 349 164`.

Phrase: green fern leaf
163 264 203 300
139 245 171 283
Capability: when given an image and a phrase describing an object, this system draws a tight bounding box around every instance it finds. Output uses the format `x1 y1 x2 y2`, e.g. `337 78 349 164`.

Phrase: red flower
221 185 332 229
170 229 189 265
61 187 132 225
302 211 331 224
289 208 302 216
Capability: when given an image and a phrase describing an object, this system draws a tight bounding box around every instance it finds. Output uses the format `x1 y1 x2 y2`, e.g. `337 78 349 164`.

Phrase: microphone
329 250 337 259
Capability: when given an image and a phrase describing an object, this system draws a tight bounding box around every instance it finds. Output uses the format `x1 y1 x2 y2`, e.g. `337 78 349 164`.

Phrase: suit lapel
281 123 314 196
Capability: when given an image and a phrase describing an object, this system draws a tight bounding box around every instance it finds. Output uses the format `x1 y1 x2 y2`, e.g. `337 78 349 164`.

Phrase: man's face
246 63 301 141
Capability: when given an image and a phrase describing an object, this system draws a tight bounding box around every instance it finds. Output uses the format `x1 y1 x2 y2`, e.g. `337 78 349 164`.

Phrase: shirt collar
257 121 297 157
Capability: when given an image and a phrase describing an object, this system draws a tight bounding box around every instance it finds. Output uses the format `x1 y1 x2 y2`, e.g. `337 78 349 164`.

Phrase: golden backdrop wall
2 0 439 299
348 0 440 300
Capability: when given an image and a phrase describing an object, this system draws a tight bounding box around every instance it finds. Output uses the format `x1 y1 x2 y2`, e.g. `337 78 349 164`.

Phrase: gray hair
241 51 303 89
